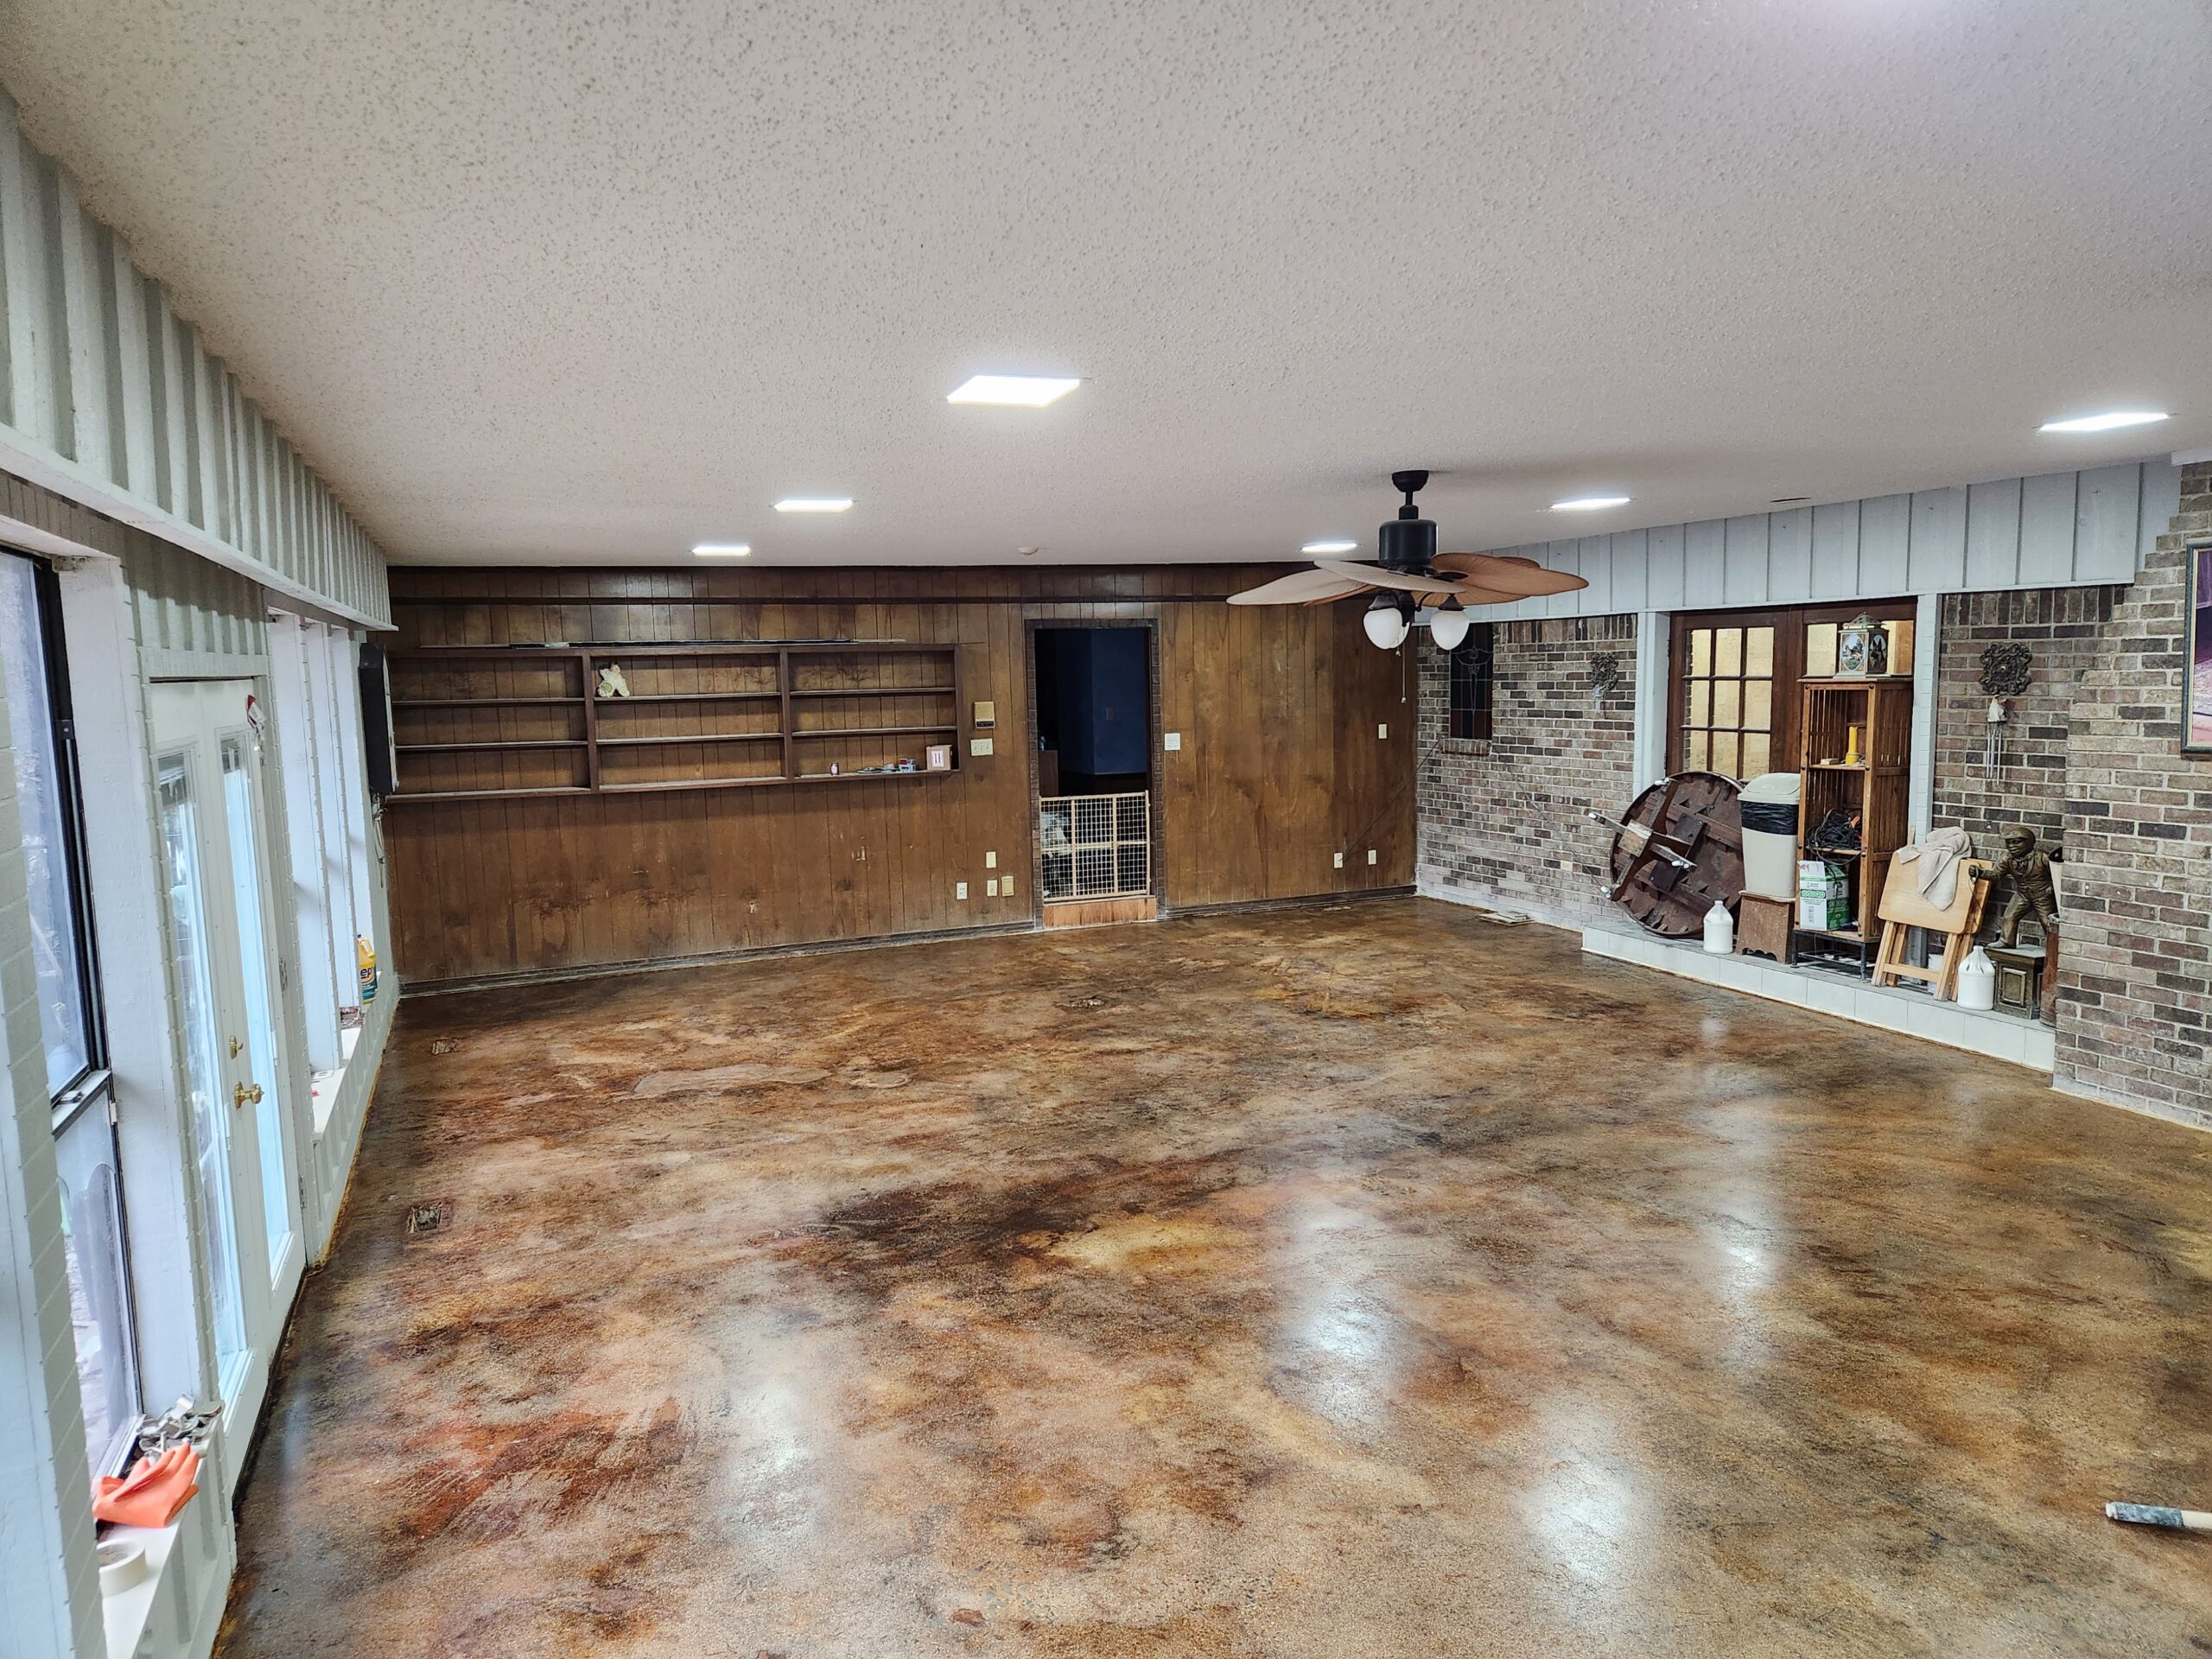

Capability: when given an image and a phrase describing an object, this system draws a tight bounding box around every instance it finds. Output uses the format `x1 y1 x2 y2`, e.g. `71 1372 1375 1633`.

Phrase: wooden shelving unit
1796 677 1912 959
384 642 962 800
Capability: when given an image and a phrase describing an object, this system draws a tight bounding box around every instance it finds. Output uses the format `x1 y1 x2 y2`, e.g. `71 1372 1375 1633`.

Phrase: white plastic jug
1703 900 1735 955
1956 945 1997 1010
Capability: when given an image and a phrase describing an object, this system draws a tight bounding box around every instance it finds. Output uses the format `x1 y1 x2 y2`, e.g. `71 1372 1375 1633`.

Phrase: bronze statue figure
1986 826 2062 948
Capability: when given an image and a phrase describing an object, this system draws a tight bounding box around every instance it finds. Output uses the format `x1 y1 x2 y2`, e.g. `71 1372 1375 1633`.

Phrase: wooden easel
1871 856 1992 1000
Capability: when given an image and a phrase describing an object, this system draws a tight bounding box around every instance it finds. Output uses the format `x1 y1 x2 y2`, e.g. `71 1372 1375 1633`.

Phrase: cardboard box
1796 860 1850 929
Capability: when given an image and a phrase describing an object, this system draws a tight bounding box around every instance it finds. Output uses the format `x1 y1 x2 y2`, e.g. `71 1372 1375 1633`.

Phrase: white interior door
150 680 305 1491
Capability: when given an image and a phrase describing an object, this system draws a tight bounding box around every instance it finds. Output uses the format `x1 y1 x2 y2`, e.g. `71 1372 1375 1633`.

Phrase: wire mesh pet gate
1039 791 1151 901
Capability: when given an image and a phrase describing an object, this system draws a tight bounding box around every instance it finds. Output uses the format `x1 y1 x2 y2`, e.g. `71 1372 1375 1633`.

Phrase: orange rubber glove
92 1443 202 1528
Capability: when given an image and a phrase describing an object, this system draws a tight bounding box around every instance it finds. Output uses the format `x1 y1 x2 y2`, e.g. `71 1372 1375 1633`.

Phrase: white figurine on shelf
596 664 630 699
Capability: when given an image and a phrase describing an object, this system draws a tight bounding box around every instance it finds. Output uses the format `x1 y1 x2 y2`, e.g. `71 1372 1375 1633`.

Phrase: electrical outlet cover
1367 849 1377 865
985 851 997 868
986 878 999 897
1163 732 1182 751
1332 852 1344 868
956 881 969 899
1377 722 1389 740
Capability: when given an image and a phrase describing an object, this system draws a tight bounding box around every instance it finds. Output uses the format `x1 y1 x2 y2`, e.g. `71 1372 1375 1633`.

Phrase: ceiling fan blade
1431 552 1591 596
1313 559 1517 605
1225 569 1369 606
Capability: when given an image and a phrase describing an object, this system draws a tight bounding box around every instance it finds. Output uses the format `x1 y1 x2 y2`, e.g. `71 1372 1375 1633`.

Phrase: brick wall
2054 461 2212 1131
1417 614 1638 925
1932 585 2120 861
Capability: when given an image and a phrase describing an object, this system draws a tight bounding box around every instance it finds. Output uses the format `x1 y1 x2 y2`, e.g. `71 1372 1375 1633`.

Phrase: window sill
310 1006 371 1136
99 1514 177 1659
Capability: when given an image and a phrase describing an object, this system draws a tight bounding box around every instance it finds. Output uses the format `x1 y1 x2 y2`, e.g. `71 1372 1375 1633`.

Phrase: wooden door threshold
1041 895 1159 929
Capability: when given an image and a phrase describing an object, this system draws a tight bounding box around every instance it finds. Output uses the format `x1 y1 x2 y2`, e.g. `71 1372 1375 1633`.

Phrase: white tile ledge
1580 920 2056 1073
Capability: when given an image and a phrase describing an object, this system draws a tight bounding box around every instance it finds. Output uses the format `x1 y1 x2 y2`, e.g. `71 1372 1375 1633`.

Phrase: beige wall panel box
974 700 996 728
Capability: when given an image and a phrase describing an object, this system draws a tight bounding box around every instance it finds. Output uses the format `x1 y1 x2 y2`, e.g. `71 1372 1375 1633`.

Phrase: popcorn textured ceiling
3 1 2207 565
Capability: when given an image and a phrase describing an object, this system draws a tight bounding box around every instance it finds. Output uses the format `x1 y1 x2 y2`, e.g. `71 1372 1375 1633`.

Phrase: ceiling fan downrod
1376 468 1436 574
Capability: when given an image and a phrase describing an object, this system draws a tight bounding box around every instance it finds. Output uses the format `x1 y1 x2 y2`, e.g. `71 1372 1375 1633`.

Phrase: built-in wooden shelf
788 685 956 698
595 733 784 747
791 725 957 740
384 640 962 801
396 739 588 753
393 696 579 709
601 691 783 702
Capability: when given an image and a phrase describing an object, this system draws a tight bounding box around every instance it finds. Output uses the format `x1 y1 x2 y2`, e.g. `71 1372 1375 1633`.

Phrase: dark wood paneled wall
383 566 1416 982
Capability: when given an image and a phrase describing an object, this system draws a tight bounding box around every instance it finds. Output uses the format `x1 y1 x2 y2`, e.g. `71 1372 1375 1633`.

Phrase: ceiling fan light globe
1363 594 1411 651
1429 605 1471 651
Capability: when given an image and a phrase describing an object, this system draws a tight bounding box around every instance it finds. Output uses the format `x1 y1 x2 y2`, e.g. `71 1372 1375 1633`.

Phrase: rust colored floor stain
219 900 2212 1656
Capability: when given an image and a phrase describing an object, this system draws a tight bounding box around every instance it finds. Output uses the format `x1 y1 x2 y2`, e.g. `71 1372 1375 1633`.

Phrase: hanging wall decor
1589 652 1623 705
1979 640 2032 777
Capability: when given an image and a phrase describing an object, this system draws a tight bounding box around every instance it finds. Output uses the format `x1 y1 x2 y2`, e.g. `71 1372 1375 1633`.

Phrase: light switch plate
1367 849 1377 865
985 851 997 869
1333 852 1344 868
1377 722 1389 740
970 737 994 757
956 881 969 899
986 878 999 897
1163 731 1183 751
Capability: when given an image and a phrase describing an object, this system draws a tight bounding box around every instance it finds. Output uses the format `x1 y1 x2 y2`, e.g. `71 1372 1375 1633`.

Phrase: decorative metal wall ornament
1979 641 2032 777
1589 652 1623 704
1980 641 2033 699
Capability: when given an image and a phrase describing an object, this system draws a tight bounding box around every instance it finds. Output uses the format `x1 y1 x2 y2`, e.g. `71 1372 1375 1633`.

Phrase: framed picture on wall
2189 539 2212 755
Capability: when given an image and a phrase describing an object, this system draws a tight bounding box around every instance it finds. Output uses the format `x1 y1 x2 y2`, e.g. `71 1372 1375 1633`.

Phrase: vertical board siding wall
384 567 1416 983
1463 461 2180 620
0 89 389 628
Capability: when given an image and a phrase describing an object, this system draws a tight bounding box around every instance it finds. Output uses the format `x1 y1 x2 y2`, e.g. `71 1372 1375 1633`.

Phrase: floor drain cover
405 1201 451 1236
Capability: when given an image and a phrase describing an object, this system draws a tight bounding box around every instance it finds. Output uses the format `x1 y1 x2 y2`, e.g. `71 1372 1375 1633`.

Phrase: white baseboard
1580 920 2056 1072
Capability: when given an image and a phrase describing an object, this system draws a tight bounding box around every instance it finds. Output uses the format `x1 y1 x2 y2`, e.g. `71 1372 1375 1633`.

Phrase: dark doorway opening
1033 626 1150 796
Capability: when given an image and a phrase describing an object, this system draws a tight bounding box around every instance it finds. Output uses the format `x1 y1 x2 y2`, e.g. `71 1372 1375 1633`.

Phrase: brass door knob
232 1082 263 1109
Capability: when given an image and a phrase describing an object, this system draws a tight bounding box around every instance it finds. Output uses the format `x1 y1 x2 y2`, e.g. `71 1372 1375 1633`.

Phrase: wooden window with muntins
1677 620 1777 782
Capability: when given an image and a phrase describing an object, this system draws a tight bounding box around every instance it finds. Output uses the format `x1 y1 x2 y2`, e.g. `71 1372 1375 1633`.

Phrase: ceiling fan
1228 469 1589 649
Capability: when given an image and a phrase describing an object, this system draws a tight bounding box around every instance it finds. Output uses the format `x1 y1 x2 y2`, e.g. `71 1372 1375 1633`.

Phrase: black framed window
2 548 137 1470
1447 623 1495 741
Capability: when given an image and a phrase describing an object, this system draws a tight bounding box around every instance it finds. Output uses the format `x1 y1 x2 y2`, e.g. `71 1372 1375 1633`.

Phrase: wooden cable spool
1600 771 1745 938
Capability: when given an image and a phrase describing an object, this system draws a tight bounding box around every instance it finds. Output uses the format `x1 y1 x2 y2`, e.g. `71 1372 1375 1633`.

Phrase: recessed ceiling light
691 543 750 556
773 498 853 513
1551 495 1630 512
1302 539 1358 554
2038 410 2170 434
947 374 1082 407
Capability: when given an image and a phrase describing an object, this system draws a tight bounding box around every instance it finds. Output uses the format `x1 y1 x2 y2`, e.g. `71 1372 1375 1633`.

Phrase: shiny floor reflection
219 899 2212 1656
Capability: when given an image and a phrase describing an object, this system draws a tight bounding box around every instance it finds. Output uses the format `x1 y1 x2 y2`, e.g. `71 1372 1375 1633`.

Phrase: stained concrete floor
220 899 2212 1657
